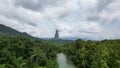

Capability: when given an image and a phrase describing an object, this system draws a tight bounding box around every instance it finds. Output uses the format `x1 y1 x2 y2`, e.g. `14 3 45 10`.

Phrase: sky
0 0 120 40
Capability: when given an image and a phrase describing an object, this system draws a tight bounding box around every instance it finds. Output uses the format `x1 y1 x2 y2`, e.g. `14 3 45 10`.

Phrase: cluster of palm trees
64 39 120 68
0 36 59 68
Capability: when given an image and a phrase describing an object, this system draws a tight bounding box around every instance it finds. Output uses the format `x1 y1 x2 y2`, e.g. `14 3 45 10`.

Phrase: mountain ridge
0 24 34 39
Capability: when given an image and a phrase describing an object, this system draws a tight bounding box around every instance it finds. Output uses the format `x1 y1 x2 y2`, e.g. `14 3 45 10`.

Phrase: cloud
0 0 120 39
13 0 69 11
86 0 120 24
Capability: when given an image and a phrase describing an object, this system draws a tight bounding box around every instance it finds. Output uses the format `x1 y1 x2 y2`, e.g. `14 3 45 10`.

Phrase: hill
0 24 34 39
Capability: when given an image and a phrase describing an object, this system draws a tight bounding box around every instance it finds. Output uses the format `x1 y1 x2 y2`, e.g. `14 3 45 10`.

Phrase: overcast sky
0 0 120 40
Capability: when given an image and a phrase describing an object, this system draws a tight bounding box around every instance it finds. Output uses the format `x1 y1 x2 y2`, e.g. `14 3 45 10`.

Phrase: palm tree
12 57 26 68
30 47 46 66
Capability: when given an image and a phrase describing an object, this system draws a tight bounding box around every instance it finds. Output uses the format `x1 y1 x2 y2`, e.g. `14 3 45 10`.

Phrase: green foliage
0 64 6 68
46 59 58 68
1 35 120 68
0 36 59 68
11 57 25 68
64 39 120 68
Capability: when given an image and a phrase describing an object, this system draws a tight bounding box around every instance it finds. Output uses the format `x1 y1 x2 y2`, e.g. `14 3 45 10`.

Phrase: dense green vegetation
0 30 120 68
64 39 120 68
43 38 73 45
0 36 59 68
